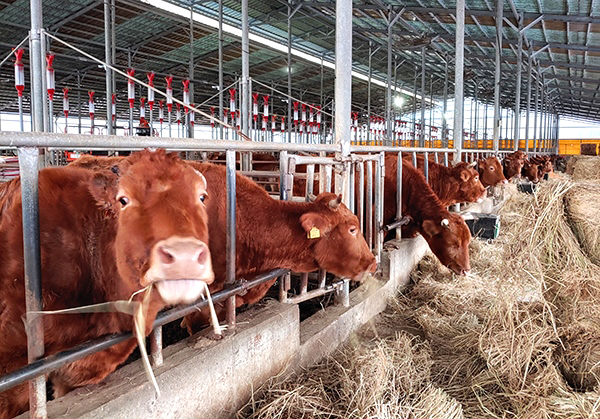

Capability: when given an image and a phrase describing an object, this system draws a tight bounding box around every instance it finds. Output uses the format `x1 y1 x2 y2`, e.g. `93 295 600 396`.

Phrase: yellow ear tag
308 226 321 239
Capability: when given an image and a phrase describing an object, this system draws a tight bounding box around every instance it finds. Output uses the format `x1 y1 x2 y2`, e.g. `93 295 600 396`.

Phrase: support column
287 1 292 143
533 74 539 154
513 14 523 150
30 0 44 132
188 6 194 139
367 41 372 145
453 0 465 163
218 0 223 139
412 67 417 146
420 46 426 148
335 0 352 202
442 55 448 147
525 53 532 152
386 19 393 146
492 0 503 153
474 82 478 145
104 0 113 135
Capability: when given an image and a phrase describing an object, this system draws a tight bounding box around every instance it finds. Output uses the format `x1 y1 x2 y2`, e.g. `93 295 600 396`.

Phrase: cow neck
428 163 461 206
402 165 451 229
241 199 323 273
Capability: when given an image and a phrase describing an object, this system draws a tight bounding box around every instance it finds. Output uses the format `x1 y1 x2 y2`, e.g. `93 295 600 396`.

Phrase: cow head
522 160 540 183
503 157 524 180
87 149 214 305
453 162 486 203
301 193 377 281
477 157 507 187
420 213 471 276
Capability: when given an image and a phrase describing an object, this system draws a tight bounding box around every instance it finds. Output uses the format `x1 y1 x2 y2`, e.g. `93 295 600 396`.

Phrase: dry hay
571 156 600 182
238 178 600 419
564 182 600 265
237 332 464 419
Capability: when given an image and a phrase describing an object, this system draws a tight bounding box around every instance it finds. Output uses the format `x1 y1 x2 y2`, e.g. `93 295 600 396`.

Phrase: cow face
454 163 486 203
300 193 377 282
503 157 524 180
478 157 507 187
421 213 471 276
88 149 214 305
522 160 540 183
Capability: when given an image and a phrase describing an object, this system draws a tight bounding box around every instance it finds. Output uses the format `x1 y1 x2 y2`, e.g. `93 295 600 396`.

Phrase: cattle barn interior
0 0 599 417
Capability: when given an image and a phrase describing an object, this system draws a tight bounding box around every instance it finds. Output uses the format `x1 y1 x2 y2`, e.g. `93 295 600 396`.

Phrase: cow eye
349 226 358 235
489 167 495 171
474 176 479 181
118 196 130 207
199 193 207 203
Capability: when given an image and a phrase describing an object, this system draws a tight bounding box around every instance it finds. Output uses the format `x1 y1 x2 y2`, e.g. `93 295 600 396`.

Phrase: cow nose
502 179 508 184
157 240 208 266
146 236 213 285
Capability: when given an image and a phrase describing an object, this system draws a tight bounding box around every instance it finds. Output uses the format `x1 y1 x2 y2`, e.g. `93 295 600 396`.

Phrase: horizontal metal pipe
0 268 288 393
0 132 340 153
351 145 457 153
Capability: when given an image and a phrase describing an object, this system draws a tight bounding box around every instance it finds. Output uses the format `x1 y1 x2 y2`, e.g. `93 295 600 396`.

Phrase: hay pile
239 179 600 419
569 156 600 182
565 182 600 265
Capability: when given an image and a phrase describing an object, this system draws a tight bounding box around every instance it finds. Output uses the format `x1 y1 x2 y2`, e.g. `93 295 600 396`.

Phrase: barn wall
24 236 428 418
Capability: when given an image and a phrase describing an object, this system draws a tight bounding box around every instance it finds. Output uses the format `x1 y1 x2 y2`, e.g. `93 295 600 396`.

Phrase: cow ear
88 171 119 216
300 212 331 237
422 219 441 238
459 169 470 182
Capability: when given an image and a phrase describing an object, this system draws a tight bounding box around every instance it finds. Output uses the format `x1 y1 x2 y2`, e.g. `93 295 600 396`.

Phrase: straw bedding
570 156 600 182
238 178 600 419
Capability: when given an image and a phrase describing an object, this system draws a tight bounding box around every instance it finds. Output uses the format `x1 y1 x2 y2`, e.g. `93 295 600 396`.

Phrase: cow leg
49 339 138 398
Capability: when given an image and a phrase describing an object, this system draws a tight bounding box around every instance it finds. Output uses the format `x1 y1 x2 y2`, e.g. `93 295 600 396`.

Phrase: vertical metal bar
412 151 417 168
305 164 315 199
357 161 364 232
483 100 488 147
19 147 47 419
111 0 116 94
444 152 449 167
149 327 163 366
513 14 523 150
539 76 544 150
40 32 48 133
453 0 465 163
395 152 402 240
525 54 532 152
287 2 292 143
442 55 449 147
104 0 113 135
366 160 373 249
412 67 417 146
374 152 385 260
533 74 539 154
188 5 194 139
30 0 44 133
386 19 393 147
77 72 82 134
474 82 479 146
424 151 429 183
335 279 350 307
492 0 503 154
279 150 288 201
420 46 426 148
225 149 237 330
299 273 309 295
218 0 224 140
335 0 352 204
367 42 372 145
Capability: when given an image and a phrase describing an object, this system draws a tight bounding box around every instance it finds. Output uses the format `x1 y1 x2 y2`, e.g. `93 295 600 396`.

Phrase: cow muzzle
144 236 214 305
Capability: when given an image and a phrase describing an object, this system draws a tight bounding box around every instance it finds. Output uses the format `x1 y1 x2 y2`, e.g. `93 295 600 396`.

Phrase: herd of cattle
0 147 559 417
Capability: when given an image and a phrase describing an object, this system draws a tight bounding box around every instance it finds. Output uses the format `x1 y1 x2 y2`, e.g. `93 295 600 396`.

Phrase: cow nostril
197 246 208 265
158 246 175 264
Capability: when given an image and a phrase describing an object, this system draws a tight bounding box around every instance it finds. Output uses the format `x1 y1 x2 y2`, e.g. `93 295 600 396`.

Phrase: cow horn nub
329 194 343 209
307 193 317 202
441 218 450 228
467 161 477 169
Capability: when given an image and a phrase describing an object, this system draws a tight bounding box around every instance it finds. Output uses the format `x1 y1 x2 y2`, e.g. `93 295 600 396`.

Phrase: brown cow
404 155 486 207
529 155 553 179
503 151 526 180
384 155 471 276
69 157 377 336
0 150 213 418
521 158 540 183
477 156 508 187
